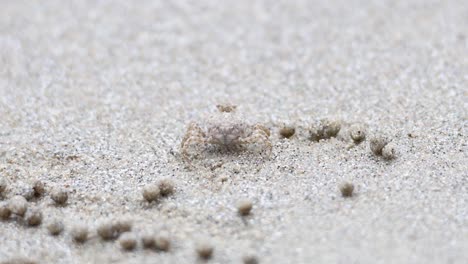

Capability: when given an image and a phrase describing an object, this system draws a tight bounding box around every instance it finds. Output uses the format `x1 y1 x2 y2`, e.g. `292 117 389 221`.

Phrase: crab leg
181 135 207 163
239 125 272 154
181 123 207 163
181 122 205 149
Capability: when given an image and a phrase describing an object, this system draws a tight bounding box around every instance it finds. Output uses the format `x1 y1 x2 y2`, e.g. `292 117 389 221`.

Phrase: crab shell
205 122 250 146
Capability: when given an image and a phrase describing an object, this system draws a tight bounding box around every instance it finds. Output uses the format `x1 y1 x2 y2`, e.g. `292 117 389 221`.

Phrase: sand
0 0 467 263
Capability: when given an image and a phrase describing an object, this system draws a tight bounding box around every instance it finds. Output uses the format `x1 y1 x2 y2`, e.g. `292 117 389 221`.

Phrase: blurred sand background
0 0 467 263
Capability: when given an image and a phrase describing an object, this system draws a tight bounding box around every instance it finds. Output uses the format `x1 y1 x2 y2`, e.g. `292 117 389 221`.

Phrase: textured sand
0 0 467 263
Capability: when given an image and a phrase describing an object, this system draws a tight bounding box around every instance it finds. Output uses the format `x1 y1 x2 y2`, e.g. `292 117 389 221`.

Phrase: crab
180 106 272 163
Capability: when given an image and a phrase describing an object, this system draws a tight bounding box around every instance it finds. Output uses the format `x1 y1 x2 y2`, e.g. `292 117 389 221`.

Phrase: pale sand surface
0 0 467 263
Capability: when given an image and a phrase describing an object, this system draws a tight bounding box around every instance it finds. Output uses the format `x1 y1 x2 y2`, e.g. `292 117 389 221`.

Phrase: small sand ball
8 195 28 217
309 119 341 141
71 224 89 243
47 220 64 236
322 120 341 138
0 202 12 220
158 179 175 197
18 186 35 201
340 182 355 197
279 126 295 139
369 136 388 156
97 222 119 241
141 234 156 249
237 199 253 216
51 188 68 205
142 184 160 202
32 180 46 197
0 177 8 196
113 219 132 233
25 208 42 226
349 124 366 143
119 233 137 251
155 235 171 252
382 143 396 160
196 242 214 260
243 254 259 264
98 218 132 240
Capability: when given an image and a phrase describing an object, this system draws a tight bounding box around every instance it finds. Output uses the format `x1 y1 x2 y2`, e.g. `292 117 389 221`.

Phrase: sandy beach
0 0 467 263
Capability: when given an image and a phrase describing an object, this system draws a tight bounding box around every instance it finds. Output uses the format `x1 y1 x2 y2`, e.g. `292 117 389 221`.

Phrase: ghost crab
181 105 272 163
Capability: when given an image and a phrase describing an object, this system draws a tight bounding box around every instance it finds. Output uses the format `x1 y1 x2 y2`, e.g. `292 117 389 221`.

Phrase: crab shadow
183 144 270 171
